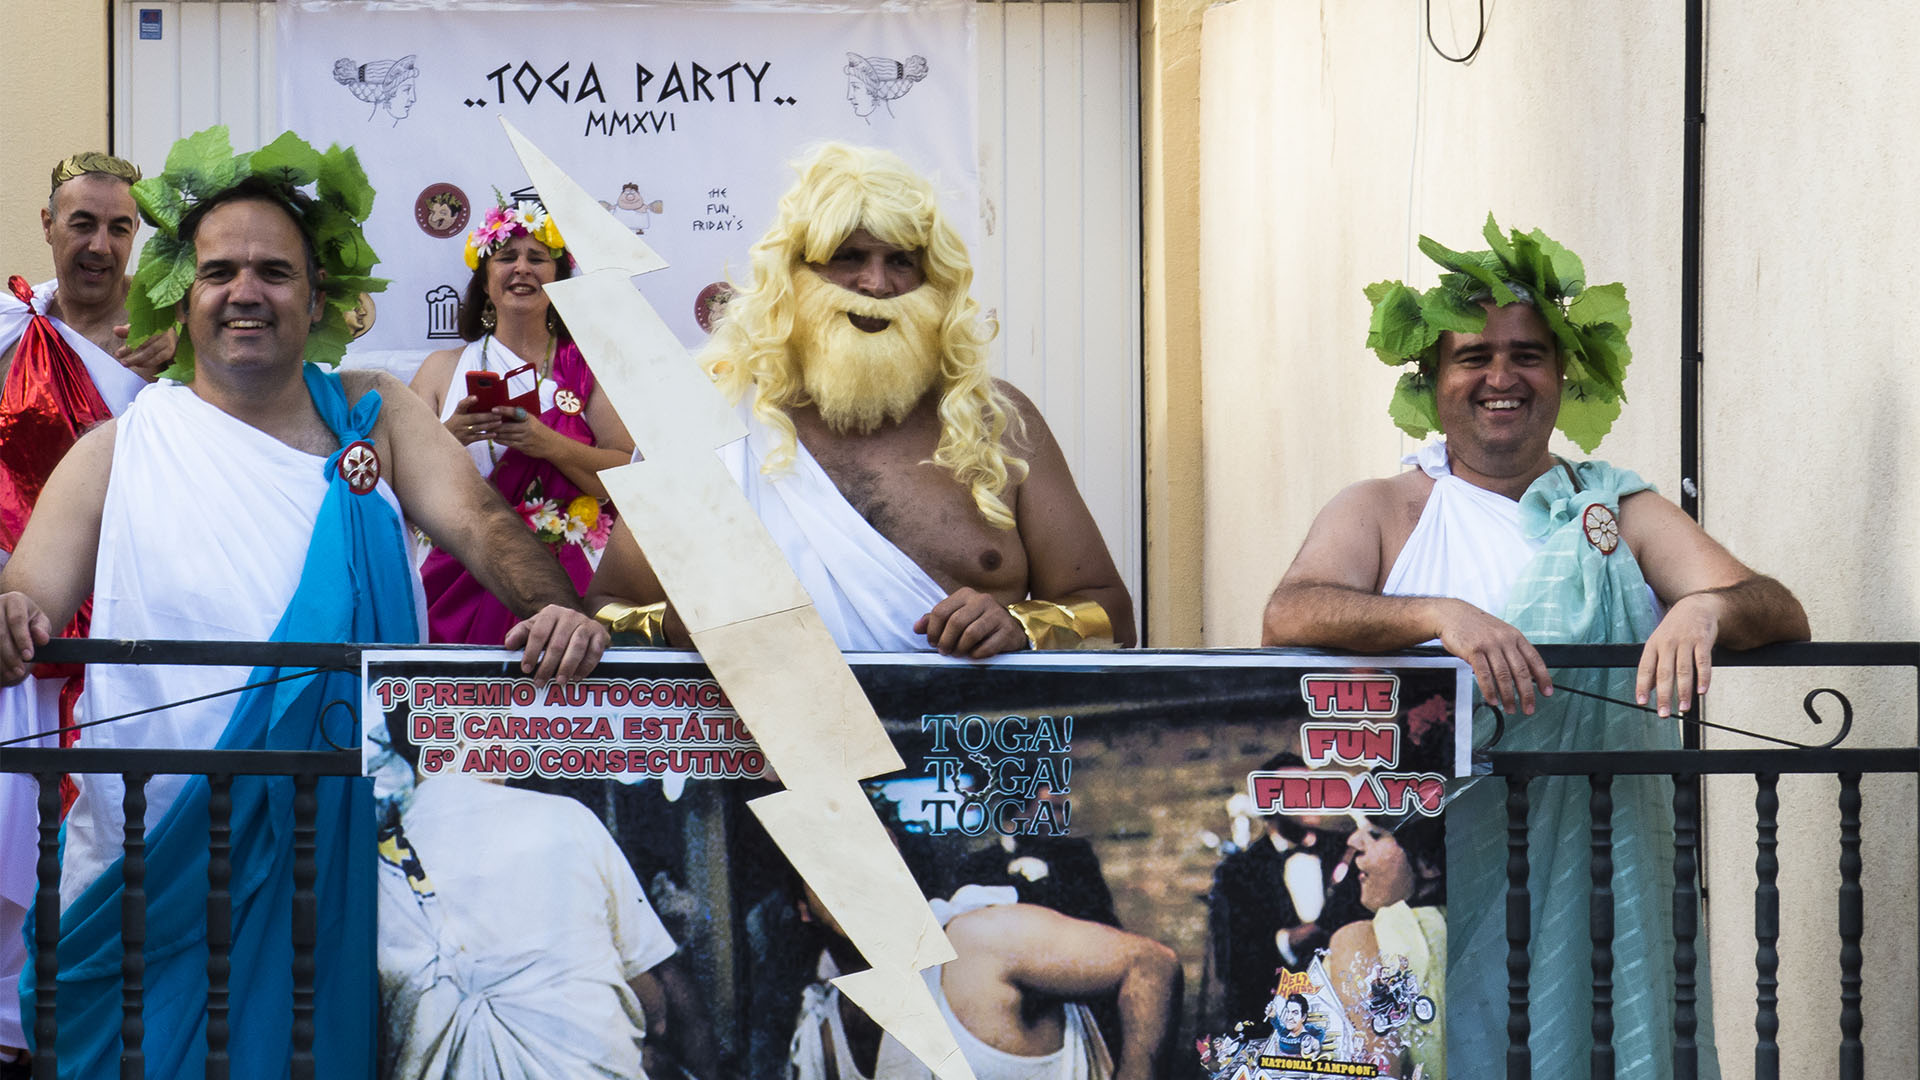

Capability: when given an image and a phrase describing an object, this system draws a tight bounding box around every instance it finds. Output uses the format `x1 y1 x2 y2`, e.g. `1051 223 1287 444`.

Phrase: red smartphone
465 370 508 412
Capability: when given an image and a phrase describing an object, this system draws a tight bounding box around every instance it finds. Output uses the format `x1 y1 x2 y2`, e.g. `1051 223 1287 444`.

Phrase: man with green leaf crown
1262 216 1809 1078
0 127 607 1077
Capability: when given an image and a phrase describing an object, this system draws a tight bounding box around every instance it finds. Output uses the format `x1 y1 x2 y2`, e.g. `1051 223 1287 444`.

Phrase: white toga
58 382 424 908
1381 439 1658 618
1381 441 1541 614
718 407 946 651
0 279 151 1047
377 775 678 1079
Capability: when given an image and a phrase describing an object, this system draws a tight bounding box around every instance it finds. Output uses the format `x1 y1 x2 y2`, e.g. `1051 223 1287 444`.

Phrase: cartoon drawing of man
611 184 663 234
843 53 929 121
332 54 419 125
1262 993 1325 1059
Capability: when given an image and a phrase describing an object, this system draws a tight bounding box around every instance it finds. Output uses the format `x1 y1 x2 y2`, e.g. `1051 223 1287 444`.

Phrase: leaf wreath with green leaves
1365 214 1632 453
126 126 387 381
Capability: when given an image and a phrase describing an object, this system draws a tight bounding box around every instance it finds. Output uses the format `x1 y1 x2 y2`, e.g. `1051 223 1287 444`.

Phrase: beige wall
1141 0 1211 646
1193 0 1917 1075
1 2 112 285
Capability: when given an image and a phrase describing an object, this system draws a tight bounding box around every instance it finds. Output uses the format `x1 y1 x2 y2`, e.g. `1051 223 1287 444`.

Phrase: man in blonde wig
591 143 1132 656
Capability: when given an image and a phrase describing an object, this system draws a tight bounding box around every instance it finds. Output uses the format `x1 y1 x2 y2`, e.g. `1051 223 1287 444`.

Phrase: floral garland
126 126 387 381
463 194 565 270
518 493 612 552
1364 214 1632 453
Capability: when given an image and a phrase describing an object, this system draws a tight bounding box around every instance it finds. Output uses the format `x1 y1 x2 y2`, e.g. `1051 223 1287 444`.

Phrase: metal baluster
205 774 233 1080
1837 773 1863 1080
33 773 62 1079
1507 775 1531 1080
119 774 148 1079
1754 773 1780 1080
1590 772 1615 1079
1672 773 1699 1080
290 774 318 1080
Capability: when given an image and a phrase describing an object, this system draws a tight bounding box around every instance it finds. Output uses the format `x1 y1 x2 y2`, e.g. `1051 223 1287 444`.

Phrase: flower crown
126 126 386 381
463 194 565 270
1365 214 1632 453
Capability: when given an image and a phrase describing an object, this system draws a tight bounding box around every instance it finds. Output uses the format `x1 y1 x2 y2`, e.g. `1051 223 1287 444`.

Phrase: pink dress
419 340 603 643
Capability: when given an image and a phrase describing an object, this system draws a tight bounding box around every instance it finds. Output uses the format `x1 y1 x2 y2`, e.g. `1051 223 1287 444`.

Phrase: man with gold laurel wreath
590 144 1134 657
0 150 180 1075
0 127 606 1078
1261 217 1809 1079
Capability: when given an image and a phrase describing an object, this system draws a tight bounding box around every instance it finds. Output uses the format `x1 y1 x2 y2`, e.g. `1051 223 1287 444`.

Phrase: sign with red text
359 649 1469 1080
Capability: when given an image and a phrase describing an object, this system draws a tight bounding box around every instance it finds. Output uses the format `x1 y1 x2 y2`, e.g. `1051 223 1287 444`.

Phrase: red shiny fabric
2 275 114 550
2 276 111 813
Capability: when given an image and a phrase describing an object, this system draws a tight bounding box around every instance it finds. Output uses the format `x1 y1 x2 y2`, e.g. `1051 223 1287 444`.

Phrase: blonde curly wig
703 143 1026 529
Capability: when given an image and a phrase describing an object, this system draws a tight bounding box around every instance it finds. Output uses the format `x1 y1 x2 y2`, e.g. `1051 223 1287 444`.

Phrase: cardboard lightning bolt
498 118 976 1080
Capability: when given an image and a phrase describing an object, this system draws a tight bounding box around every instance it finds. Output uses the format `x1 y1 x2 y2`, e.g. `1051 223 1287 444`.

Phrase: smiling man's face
1434 300 1563 484
181 197 320 376
43 173 138 311
789 227 943 434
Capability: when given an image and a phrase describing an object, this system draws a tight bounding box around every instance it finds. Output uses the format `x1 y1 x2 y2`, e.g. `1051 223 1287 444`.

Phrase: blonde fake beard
790 269 946 434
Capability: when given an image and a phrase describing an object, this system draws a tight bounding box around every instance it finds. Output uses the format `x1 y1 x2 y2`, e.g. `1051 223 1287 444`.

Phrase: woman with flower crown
409 197 633 643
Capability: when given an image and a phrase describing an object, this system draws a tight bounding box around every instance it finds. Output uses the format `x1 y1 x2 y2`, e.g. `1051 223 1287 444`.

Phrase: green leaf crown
1365 214 1632 453
126 126 388 381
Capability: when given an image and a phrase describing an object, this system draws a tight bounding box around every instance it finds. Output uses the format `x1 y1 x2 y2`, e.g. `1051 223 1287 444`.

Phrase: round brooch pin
1582 503 1620 555
339 440 381 495
556 389 583 416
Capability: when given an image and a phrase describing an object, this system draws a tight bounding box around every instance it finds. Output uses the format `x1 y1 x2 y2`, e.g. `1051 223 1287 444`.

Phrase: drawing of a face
617 184 645 211
846 74 879 117
426 200 455 231
386 73 418 120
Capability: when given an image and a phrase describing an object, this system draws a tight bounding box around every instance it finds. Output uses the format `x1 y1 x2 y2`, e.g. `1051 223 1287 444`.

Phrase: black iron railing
1489 641 1920 1080
2 639 363 1080
3 639 1915 1080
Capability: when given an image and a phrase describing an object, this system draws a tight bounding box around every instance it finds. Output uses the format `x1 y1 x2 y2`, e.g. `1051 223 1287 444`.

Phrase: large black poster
361 650 1470 1080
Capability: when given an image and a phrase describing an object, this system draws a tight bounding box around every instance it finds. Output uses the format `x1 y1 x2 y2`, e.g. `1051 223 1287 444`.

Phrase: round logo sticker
1582 503 1620 555
556 389 583 416
339 440 381 495
694 281 736 334
415 183 471 239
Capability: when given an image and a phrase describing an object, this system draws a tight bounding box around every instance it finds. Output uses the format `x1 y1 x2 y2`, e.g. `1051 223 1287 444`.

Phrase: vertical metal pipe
1590 773 1615 1079
33 773 62 1078
1681 0 1705 521
1672 774 1699 1080
290 775 318 1080
119 774 148 1079
1506 776 1532 1079
206 773 233 1080
1837 773 1863 1080
1753 773 1780 1080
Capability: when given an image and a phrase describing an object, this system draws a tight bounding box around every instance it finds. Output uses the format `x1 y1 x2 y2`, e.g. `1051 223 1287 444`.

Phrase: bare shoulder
1316 469 1428 536
990 378 1052 454
412 347 461 387
64 417 122 472
1279 468 1429 593
1617 487 1694 534
1326 916 1378 960
342 368 419 411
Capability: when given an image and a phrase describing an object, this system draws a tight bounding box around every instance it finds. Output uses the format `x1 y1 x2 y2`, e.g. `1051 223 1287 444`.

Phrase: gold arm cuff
1006 597 1116 651
594 601 669 647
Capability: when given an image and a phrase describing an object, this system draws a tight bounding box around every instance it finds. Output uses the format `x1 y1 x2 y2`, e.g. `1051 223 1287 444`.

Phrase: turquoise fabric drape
24 366 419 1078
1447 460 1720 1080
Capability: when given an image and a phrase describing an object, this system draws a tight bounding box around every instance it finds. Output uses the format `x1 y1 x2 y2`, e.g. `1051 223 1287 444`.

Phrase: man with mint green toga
1261 217 1810 1079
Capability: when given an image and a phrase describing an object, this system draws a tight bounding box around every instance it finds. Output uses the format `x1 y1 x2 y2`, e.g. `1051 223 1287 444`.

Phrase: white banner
279 0 977 360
